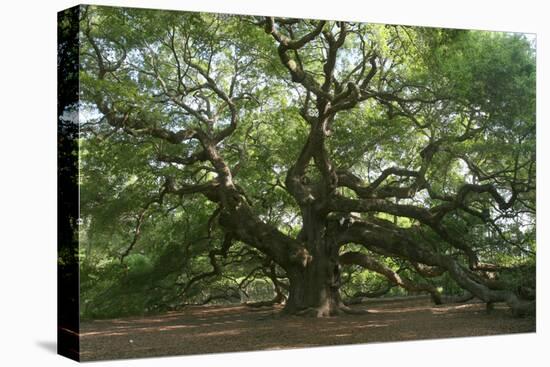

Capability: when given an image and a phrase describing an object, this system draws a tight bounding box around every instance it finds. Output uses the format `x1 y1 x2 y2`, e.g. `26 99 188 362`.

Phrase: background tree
79 6 535 318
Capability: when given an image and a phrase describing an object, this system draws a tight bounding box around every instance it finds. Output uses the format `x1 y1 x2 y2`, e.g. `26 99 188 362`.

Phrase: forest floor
79 296 535 361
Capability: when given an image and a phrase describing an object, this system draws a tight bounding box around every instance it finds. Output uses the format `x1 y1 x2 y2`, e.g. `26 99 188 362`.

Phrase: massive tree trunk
285 252 343 316
282 206 349 316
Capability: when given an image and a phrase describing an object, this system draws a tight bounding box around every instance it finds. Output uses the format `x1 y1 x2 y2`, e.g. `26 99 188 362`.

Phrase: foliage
77 6 536 318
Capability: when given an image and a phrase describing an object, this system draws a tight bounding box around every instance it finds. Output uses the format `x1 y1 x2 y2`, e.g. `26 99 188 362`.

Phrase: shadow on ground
36 340 57 354
79 297 535 361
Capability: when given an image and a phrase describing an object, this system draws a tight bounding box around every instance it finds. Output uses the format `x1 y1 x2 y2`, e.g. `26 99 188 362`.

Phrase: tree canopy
77 5 535 318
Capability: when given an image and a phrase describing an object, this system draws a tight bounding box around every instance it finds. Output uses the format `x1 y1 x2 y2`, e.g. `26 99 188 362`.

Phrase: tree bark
281 206 357 317
284 256 343 316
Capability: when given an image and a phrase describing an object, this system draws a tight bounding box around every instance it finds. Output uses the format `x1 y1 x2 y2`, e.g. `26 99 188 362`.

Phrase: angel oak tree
79 6 536 317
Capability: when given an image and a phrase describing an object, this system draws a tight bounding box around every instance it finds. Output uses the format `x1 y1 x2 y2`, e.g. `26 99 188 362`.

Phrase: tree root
295 307 331 317
339 305 370 315
245 300 279 308
289 303 369 317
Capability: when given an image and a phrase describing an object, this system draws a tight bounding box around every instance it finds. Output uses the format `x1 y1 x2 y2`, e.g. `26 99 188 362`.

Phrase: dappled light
79 297 534 361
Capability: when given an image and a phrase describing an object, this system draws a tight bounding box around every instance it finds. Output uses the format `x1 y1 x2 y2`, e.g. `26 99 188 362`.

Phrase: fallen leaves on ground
79 297 535 361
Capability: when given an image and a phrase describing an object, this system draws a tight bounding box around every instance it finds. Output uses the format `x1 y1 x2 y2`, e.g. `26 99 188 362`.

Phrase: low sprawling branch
339 251 442 304
339 220 535 316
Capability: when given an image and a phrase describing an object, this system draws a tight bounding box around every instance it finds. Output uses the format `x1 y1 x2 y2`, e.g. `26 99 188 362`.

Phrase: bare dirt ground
79 297 535 361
